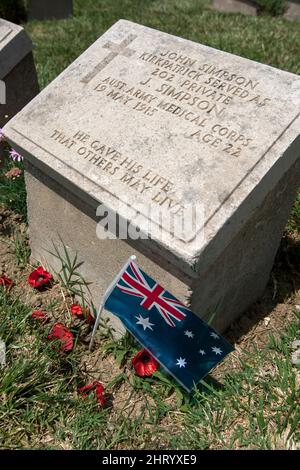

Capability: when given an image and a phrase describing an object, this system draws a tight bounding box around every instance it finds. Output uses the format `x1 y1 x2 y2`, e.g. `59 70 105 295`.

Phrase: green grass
11 230 30 267
287 192 300 235
256 0 288 16
25 0 300 91
0 284 299 450
0 159 27 220
0 0 299 450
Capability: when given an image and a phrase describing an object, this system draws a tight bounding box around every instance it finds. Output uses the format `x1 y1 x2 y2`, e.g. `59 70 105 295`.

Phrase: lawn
0 0 299 450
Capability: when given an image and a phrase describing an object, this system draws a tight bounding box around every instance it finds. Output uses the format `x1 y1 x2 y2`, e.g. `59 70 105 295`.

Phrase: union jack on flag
103 258 234 392
117 261 187 328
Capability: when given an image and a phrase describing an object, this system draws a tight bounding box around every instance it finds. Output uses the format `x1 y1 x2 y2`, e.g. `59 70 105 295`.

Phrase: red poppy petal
0 275 13 289
132 349 158 377
48 323 74 352
96 393 106 406
71 303 84 316
31 310 49 323
79 381 105 405
79 383 96 394
28 266 53 288
86 313 95 324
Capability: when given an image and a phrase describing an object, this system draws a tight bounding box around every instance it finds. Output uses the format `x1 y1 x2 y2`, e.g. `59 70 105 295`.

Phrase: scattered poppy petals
31 310 49 324
79 381 105 405
132 349 159 377
71 303 84 318
0 275 13 290
71 303 94 324
95 383 106 405
28 266 52 289
48 323 74 352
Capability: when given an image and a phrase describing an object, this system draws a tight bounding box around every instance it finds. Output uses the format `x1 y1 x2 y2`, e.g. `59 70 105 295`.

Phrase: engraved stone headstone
28 0 73 21
3 20 300 334
0 18 39 159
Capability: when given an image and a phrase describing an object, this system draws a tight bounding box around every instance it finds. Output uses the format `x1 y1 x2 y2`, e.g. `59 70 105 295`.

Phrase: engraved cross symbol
81 34 137 84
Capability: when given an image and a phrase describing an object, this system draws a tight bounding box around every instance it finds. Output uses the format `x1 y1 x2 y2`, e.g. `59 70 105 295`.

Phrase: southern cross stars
135 314 154 331
212 346 222 355
184 330 194 339
199 349 206 355
176 357 187 368
210 332 219 340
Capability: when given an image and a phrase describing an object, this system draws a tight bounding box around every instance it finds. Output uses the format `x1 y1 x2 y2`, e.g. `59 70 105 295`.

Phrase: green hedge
0 0 27 23
255 0 288 16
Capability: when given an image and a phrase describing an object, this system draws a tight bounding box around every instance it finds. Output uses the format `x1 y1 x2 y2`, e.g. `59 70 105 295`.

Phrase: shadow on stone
225 234 300 344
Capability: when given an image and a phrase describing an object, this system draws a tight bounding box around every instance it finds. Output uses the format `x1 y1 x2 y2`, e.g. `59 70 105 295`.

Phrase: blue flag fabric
104 260 234 392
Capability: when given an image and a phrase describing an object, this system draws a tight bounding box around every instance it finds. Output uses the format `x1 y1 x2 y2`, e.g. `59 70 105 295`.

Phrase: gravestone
3 20 300 335
28 0 73 21
214 0 300 20
284 1 300 20
212 0 257 15
0 18 39 160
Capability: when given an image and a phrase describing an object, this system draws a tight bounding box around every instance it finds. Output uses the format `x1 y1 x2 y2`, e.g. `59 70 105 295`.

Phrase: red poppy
71 303 84 318
31 310 49 324
48 323 74 352
71 303 94 324
132 349 159 377
79 381 105 405
28 266 52 289
0 275 13 290
86 312 95 324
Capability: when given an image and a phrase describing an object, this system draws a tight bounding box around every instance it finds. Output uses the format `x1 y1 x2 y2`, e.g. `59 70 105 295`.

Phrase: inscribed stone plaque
3 20 300 275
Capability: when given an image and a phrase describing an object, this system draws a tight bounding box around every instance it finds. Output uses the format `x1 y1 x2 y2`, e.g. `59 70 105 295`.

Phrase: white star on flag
176 357 187 368
212 346 222 355
210 332 219 340
135 314 154 331
199 349 206 355
184 330 194 339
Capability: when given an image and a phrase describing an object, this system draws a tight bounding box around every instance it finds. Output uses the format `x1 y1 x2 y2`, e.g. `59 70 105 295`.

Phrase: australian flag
104 259 234 392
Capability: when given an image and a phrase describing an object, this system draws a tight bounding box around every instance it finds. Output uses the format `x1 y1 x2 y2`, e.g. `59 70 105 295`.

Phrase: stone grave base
24 156 300 336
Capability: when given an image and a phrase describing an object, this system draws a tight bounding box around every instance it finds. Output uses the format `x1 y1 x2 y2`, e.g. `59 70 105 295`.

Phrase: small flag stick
89 255 136 350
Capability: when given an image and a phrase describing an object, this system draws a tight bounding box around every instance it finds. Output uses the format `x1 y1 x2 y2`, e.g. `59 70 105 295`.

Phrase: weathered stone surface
3 20 300 333
0 19 39 159
24 161 191 336
28 0 73 21
213 0 257 15
284 1 300 21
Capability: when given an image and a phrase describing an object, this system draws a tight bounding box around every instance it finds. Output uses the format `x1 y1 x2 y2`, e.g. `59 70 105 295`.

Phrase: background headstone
284 0 300 20
212 0 257 15
28 0 73 21
3 20 300 335
0 18 39 160
213 0 300 19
